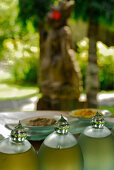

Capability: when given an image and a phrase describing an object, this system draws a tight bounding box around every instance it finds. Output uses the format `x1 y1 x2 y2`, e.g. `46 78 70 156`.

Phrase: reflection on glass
78 112 114 170
0 121 39 170
38 115 83 170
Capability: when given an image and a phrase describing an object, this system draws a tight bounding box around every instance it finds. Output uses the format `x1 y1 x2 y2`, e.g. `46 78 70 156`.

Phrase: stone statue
37 0 82 110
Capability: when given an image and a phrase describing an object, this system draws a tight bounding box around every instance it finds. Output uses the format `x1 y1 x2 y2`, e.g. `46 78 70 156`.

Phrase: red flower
49 10 61 21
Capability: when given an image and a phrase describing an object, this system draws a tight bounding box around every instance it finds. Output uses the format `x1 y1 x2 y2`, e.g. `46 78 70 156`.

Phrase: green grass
0 70 41 100
0 83 40 100
0 70 12 83
99 90 114 93
99 106 114 115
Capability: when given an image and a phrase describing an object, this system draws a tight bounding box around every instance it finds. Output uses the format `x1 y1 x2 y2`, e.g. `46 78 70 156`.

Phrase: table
0 111 114 152
0 111 69 151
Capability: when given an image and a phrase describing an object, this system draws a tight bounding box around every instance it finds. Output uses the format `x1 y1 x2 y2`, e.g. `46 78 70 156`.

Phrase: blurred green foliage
0 0 19 38
0 0 20 60
0 0 40 84
77 38 114 90
97 43 114 90
74 0 114 27
19 0 56 27
3 34 114 90
0 0 113 90
3 32 39 84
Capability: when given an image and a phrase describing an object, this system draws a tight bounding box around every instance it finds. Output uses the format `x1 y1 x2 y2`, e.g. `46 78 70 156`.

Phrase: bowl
69 109 112 121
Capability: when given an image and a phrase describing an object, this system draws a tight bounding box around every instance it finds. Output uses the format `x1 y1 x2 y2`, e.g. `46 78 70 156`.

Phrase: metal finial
54 115 69 134
10 121 27 143
91 112 105 129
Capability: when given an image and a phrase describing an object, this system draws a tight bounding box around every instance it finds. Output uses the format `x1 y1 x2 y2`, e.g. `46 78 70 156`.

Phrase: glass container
112 126 114 136
38 115 83 170
0 121 39 170
78 112 114 170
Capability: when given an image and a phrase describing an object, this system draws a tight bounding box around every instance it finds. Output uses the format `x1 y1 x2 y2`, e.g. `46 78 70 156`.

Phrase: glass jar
0 121 39 170
112 126 114 136
38 115 83 170
78 112 114 170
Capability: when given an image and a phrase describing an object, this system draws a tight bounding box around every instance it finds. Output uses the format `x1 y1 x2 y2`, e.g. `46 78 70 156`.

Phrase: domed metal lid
10 121 27 143
54 115 69 134
91 112 105 129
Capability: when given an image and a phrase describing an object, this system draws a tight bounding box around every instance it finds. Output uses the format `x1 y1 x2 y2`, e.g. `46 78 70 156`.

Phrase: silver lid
10 121 27 143
91 112 104 129
54 115 69 134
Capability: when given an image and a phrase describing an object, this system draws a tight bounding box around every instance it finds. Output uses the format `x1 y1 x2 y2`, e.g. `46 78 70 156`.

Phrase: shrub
77 38 114 91
3 33 114 90
97 42 114 90
3 32 39 84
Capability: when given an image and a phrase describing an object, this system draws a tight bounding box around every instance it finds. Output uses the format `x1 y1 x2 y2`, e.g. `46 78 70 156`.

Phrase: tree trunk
86 19 99 108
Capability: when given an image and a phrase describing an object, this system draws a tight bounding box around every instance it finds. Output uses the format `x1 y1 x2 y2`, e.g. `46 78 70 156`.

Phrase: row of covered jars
0 113 114 170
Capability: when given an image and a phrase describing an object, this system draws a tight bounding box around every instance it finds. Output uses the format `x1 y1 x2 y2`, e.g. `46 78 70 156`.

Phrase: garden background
0 0 114 113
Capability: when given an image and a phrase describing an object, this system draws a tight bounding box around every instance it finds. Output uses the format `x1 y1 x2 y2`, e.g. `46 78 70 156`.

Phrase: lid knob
54 115 69 134
10 121 27 143
91 112 104 129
